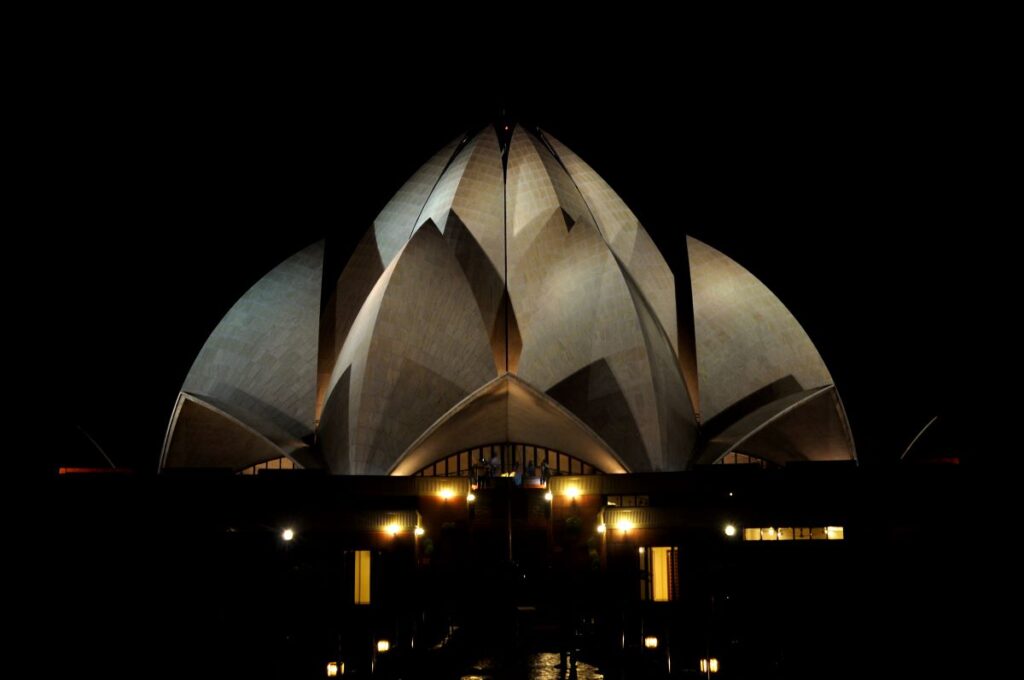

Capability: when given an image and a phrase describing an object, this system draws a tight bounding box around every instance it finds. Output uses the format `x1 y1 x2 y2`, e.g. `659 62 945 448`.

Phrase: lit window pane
761 528 777 541
811 527 827 540
827 526 844 540
743 528 760 541
795 527 811 540
778 527 793 541
354 550 371 605
651 547 672 602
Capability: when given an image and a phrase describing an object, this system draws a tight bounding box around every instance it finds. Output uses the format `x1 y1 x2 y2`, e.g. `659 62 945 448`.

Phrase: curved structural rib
318 135 465 416
414 128 508 374
735 385 854 463
162 240 324 469
687 235 832 420
507 127 697 471
161 393 301 471
697 385 856 465
542 132 680 356
319 222 496 474
687 235 855 461
390 373 628 476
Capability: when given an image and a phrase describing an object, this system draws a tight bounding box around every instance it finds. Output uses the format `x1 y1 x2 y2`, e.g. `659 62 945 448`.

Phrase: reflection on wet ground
459 651 604 680
526 652 603 680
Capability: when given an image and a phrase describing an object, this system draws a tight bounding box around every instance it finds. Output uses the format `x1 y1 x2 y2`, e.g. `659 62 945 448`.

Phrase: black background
35 29 1003 474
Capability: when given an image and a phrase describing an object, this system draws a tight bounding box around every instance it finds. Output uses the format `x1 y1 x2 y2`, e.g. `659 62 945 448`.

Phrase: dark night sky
38 36 1001 474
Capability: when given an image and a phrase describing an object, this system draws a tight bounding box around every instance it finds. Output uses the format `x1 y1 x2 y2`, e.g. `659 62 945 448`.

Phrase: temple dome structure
161 125 855 475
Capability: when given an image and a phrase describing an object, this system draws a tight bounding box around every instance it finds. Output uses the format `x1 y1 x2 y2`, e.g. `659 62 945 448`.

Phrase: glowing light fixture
326 661 341 676
597 523 606 534
386 523 401 537
544 491 553 501
644 636 658 649
638 546 645 554
565 485 581 500
724 524 737 537
467 492 476 502
414 526 425 537
281 528 295 542
376 639 390 653
616 519 635 532
700 658 719 673
439 488 455 500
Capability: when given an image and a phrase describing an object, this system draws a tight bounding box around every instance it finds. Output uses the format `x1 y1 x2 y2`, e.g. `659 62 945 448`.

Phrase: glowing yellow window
794 527 811 540
811 527 827 540
827 526 845 540
761 527 777 541
743 528 760 541
777 527 794 541
354 550 371 605
650 547 672 602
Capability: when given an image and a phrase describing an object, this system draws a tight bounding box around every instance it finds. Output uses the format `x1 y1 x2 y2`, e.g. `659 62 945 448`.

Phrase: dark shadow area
548 360 651 473
318 366 351 474
701 376 805 440
443 210 507 373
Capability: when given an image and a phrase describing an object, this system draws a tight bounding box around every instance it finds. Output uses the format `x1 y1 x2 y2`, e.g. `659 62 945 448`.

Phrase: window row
606 494 650 507
743 526 845 541
415 443 602 478
716 452 773 468
238 457 297 475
